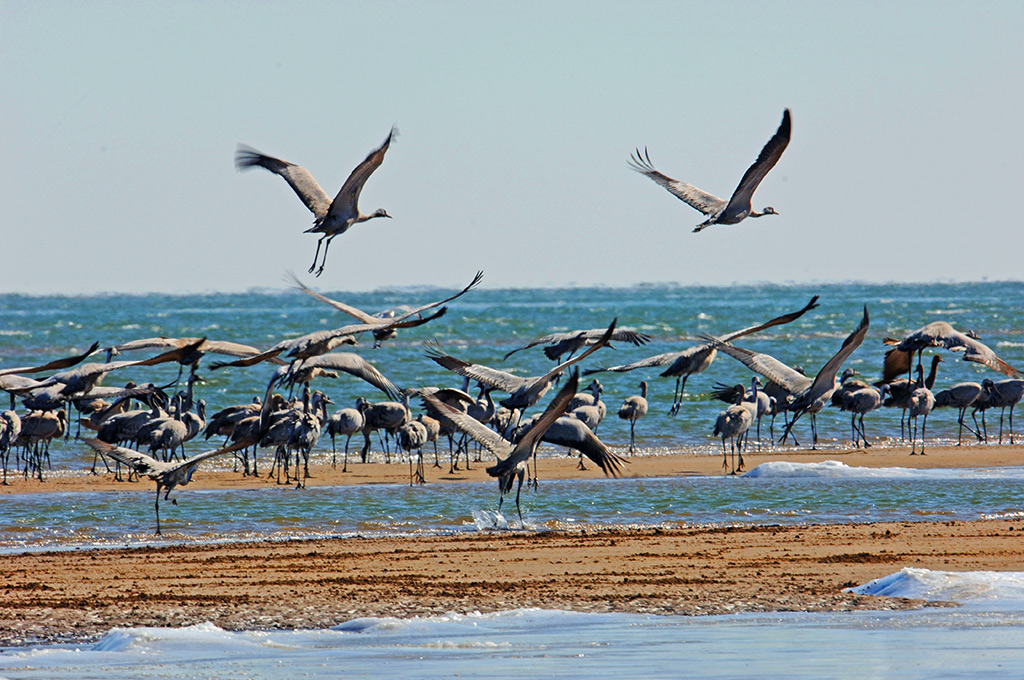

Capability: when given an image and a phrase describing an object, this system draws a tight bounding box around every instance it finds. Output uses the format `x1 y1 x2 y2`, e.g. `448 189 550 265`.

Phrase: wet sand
1 443 1022 646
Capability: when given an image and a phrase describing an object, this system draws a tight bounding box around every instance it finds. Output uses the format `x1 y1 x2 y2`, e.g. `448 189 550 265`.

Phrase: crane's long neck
357 209 390 224
925 357 941 390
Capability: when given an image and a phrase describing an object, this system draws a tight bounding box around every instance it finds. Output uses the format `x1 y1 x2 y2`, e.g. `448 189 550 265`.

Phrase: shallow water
3 463 1023 552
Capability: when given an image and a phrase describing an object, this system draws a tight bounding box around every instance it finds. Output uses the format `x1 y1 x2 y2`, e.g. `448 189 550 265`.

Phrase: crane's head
372 208 392 219
760 206 779 216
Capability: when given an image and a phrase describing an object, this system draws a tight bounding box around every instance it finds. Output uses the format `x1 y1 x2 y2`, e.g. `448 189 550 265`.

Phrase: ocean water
2 282 1024 676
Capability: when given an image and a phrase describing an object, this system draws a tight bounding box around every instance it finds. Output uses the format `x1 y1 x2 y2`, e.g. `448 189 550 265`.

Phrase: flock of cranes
3 112 1024 534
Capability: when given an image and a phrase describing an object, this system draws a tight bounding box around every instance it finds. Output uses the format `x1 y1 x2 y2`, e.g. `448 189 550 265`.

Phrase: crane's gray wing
290 271 457 331
210 320 387 369
938 330 1020 377
535 327 651 362
209 348 286 370
609 329 655 346
287 271 380 323
102 337 200 354
76 383 167 402
420 387 476 409
629 148 726 216
720 295 819 343
510 320 617 408
105 337 269 360
235 145 332 219
538 319 617 385
723 109 791 213
701 334 811 395
540 417 626 476
425 344 529 393
293 353 400 400
0 374 46 392
806 306 870 396
170 440 251 473
127 339 209 368
196 340 274 358
326 126 396 219
48 357 167 382
504 330 581 361
0 342 100 377
389 270 483 323
422 392 514 460
84 439 162 476
487 371 580 479
584 351 685 375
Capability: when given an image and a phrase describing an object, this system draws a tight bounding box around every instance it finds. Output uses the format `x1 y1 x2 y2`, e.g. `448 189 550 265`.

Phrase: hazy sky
3 1 1022 295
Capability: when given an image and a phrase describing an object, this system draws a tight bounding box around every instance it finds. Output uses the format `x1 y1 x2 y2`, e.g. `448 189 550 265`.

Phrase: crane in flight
630 109 791 232
236 127 396 276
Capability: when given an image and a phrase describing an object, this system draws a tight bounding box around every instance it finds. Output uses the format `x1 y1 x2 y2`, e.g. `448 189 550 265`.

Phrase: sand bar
2 443 1022 494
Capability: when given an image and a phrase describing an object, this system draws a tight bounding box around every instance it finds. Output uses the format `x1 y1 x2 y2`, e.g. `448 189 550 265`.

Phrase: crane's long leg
1010 405 1016 444
913 411 921 454
670 376 690 416
314 235 336 277
308 236 326 275
514 469 526 526
920 414 929 455
857 414 872 448
154 484 163 536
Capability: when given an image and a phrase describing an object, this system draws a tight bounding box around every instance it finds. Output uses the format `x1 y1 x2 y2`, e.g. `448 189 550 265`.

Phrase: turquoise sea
2 281 1023 678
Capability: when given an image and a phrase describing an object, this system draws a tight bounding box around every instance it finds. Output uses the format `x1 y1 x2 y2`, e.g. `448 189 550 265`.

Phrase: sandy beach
1 443 1022 646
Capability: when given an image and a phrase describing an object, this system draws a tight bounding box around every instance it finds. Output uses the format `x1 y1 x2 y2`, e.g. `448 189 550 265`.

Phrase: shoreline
2 443 1022 647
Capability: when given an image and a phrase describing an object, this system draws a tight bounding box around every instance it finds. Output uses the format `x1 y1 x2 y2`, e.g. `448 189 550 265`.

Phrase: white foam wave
92 621 256 652
333 608 584 639
743 460 1024 480
743 460 920 478
846 568 1024 610
470 508 539 531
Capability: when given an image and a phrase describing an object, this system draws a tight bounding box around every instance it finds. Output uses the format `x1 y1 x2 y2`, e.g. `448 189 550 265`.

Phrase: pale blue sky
2 1 1021 294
